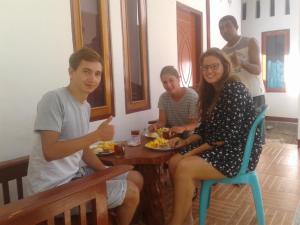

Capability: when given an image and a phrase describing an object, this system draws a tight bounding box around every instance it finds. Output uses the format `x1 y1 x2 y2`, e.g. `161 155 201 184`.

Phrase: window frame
242 2 247 20
70 0 115 121
270 0 275 17
120 0 151 114
285 0 290 15
261 29 290 92
256 0 260 18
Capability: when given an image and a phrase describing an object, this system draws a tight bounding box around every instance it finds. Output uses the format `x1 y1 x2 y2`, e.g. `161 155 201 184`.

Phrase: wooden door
177 3 202 88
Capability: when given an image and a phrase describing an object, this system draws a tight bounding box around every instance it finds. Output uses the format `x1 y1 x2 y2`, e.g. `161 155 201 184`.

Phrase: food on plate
91 141 115 154
156 127 169 137
145 137 170 149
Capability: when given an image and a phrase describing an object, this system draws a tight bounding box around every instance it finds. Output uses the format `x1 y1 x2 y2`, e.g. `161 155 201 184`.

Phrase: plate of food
90 141 115 155
145 137 172 151
156 127 169 136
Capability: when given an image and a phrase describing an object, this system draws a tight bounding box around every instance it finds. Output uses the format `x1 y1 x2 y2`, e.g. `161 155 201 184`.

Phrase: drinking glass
130 130 141 146
114 142 125 158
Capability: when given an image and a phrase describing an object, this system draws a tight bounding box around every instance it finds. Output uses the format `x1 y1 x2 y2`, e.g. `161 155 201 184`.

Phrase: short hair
160 65 180 79
69 47 103 70
219 15 238 29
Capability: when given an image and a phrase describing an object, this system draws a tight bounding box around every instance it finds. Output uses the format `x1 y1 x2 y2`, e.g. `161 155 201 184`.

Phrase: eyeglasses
201 63 220 72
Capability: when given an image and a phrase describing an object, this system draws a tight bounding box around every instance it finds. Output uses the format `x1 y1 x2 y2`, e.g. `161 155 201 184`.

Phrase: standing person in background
219 15 265 142
148 65 198 139
26 47 143 225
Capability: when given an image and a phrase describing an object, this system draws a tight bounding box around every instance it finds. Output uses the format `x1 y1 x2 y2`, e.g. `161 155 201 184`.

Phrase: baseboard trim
266 116 298 123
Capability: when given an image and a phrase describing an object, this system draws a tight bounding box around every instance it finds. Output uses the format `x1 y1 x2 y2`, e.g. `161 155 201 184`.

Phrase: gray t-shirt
158 87 198 127
26 87 90 195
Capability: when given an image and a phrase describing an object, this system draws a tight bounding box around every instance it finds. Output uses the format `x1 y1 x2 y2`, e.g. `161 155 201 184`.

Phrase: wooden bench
0 156 29 204
0 156 132 225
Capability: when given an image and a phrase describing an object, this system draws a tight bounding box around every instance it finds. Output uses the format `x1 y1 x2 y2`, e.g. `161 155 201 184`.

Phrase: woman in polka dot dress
167 48 262 225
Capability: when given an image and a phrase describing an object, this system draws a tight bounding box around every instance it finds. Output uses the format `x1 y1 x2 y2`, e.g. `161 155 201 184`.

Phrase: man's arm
40 130 99 161
82 148 106 171
41 117 114 161
241 38 261 75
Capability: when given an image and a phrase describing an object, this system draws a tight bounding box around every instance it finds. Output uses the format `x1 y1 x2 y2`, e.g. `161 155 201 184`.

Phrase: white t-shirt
26 87 90 195
223 36 265 97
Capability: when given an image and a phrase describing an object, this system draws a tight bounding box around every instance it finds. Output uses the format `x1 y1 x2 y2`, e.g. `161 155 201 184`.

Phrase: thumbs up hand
96 116 114 141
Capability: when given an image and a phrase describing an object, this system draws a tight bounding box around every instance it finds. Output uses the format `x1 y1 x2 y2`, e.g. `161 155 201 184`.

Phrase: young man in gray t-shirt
27 48 143 225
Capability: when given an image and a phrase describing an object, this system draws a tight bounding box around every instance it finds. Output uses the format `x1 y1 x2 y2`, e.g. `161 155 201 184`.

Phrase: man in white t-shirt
27 48 143 225
219 15 266 142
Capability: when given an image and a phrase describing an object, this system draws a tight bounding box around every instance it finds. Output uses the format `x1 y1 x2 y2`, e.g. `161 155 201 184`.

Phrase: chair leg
199 182 211 225
206 187 211 209
249 175 265 225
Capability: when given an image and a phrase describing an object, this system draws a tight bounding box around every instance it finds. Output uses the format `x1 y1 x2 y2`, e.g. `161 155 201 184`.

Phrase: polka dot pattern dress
181 80 262 177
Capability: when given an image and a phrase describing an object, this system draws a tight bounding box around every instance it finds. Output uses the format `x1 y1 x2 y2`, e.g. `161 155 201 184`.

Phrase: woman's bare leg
169 156 224 225
168 153 185 182
182 208 193 225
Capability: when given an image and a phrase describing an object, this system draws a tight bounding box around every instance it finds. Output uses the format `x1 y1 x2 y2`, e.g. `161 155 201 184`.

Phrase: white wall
0 0 218 162
90 0 208 142
0 0 73 161
241 0 300 120
299 0 300 140
6 0 295 162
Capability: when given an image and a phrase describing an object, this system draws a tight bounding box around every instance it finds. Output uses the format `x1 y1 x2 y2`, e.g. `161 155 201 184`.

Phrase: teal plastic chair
198 105 268 225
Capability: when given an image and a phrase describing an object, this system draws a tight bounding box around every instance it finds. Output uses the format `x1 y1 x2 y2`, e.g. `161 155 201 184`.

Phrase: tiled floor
184 140 300 225
265 120 298 145
162 121 299 225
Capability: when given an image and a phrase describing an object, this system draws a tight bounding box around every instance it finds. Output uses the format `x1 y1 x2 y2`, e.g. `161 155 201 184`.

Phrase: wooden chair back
0 165 132 225
0 156 29 204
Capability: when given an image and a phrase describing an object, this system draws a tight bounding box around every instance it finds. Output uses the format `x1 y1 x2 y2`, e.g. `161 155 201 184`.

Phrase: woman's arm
169 134 201 148
148 110 167 132
208 81 250 148
170 118 198 134
184 141 225 157
184 143 213 156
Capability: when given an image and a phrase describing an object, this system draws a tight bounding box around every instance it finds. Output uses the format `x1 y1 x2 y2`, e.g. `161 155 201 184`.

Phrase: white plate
90 141 101 149
90 141 115 155
127 140 141 146
144 132 159 138
144 143 172 151
97 151 114 156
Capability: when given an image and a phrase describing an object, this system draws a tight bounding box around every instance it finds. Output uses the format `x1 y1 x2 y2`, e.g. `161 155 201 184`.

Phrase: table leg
136 164 168 225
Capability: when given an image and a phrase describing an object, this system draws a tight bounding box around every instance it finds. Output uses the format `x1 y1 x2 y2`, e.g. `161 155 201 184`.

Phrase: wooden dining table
99 138 175 225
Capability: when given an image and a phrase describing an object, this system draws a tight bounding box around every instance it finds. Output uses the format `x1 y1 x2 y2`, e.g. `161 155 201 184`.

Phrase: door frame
206 0 211 48
176 2 203 87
